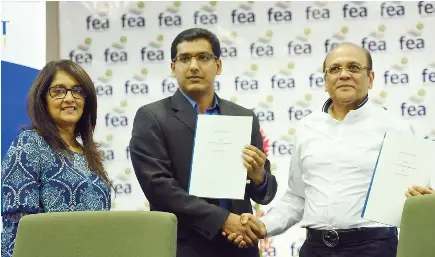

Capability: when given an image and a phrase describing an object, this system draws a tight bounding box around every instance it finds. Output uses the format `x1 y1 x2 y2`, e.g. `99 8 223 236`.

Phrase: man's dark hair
171 28 221 61
322 42 373 75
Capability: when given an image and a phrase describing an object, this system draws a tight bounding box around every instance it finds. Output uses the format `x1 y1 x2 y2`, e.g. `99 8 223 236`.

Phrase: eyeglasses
172 53 217 65
48 86 87 99
325 63 370 75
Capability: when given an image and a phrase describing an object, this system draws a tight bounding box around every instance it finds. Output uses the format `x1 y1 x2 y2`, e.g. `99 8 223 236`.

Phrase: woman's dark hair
27 59 111 187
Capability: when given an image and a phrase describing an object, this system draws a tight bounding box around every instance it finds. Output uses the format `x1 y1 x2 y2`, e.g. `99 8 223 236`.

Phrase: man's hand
406 185 434 198
243 145 266 185
222 213 259 248
223 213 267 248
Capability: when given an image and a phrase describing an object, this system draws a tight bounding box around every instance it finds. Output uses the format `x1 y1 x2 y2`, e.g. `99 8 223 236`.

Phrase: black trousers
299 236 398 257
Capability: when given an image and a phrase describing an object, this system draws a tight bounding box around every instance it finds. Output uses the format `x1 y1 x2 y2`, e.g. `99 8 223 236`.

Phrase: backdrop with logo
59 1 435 256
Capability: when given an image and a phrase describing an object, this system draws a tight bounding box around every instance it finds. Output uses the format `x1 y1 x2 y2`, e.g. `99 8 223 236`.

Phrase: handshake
221 213 267 248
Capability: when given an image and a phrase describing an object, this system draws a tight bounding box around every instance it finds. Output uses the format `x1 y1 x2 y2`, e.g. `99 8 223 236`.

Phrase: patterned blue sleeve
1 130 46 257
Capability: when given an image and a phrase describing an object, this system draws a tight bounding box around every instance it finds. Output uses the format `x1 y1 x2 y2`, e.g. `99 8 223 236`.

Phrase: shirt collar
322 95 369 113
180 89 219 111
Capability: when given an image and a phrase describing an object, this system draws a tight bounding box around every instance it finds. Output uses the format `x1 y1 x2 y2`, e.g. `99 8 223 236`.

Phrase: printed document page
362 131 435 227
188 115 253 199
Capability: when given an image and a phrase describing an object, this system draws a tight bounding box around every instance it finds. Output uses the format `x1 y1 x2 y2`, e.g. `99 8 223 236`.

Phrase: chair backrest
397 194 435 257
12 211 177 257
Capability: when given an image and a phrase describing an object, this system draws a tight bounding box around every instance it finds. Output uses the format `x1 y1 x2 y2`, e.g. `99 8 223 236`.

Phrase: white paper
188 115 253 200
362 131 435 227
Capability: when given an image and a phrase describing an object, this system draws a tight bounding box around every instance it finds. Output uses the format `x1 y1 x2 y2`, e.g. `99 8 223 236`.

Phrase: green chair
397 194 435 257
12 211 177 257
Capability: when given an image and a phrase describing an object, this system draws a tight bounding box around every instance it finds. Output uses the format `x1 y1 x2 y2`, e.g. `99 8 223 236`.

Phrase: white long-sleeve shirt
260 98 416 237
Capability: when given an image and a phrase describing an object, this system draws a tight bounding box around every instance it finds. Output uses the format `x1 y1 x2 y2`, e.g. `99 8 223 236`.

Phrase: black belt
306 227 398 248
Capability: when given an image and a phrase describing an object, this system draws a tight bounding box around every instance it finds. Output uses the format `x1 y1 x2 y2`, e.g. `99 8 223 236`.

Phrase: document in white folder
362 131 435 227
188 115 253 200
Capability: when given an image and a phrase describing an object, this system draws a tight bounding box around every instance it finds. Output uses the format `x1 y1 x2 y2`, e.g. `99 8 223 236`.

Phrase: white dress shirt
260 98 415 237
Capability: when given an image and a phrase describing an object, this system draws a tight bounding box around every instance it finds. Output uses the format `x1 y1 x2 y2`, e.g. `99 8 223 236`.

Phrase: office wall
46 1 60 62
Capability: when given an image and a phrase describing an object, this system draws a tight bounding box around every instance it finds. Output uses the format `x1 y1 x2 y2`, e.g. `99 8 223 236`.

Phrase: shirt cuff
259 215 273 238
255 172 268 192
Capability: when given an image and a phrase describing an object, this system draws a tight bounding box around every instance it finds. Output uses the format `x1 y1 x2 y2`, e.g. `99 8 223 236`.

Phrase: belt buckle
322 230 339 248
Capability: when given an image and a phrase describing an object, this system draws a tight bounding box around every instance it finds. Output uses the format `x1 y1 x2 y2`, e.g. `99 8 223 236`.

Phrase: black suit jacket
129 89 278 257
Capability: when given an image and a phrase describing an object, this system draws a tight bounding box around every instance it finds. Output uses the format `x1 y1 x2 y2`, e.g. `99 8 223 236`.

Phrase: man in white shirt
224 43 434 256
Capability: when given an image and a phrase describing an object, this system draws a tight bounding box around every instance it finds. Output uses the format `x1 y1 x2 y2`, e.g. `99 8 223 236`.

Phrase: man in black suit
129 28 278 257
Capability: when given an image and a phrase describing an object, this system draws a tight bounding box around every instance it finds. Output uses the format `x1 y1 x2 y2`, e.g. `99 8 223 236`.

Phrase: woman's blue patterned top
1 130 111 257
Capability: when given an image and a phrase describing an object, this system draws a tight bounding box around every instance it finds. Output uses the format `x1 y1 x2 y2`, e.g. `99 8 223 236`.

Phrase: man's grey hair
322 42 373 74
